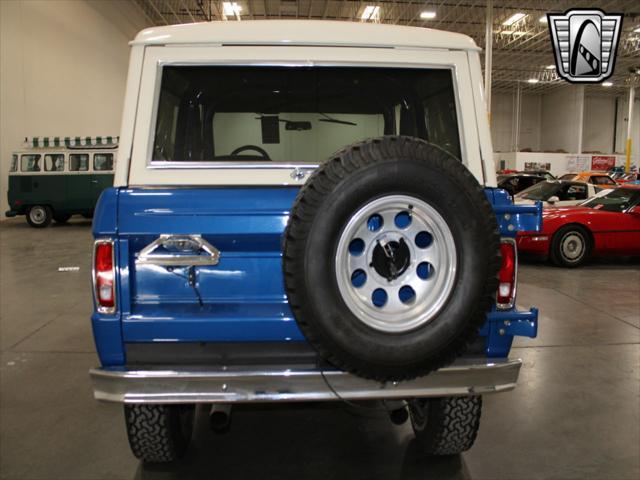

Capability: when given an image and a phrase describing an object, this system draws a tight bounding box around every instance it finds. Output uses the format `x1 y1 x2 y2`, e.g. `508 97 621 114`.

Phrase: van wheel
549 225 591 268
53 213 71 224
124 404 195 463
408 396 482 455
26 205 52 228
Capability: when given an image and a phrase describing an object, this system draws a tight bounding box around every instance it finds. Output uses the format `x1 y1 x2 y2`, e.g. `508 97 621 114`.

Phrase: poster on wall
591 155 616 171
524 162 551 171
566 155 590 172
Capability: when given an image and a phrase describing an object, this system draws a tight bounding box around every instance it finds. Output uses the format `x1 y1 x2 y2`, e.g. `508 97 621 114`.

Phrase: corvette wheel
550 225 591 268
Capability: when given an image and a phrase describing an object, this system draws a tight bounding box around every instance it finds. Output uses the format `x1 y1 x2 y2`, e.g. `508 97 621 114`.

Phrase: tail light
496 238 517 309
93 240 116 313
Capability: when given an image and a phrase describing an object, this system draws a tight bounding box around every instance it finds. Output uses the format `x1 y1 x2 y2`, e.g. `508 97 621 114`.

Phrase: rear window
21 154 41 172
94 153 114 171
69 154 89 171
152 66 461 164
583 188 640 212
591 175 616 186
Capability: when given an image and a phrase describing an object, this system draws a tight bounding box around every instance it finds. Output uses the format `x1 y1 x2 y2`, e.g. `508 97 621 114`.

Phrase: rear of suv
90 20 541 462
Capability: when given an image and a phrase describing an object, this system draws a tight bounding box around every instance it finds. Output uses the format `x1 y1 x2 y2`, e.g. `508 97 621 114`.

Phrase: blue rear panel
92 186 541 366
116 187 303 343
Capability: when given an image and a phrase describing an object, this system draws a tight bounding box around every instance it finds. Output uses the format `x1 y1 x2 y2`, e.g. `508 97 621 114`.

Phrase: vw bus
5 136 117 227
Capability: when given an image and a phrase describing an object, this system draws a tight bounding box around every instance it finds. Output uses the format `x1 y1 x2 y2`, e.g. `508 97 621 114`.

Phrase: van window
69 154 89 171
44 154 65 172
21 154 41 172
94 153 114 171
152 66 461 164
10 154 18 172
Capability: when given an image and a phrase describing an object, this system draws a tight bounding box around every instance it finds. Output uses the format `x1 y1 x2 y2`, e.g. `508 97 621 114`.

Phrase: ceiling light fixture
602 82 613 87
545 65 556 69
222 2 241 18
503 13 527 26
500 30 527 36
361 5 380 21
539 15 548 24
634 27 640 33
420 11 436 20
527 78 540 84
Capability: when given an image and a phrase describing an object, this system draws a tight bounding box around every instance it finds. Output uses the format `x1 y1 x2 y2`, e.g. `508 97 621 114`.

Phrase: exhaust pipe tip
209 404 232 433
389 407 409 425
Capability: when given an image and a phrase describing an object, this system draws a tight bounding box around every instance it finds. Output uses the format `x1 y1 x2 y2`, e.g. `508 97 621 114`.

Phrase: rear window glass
591 175 616 185
10 154 18 172
94 153 114 171
21 154 41 172
44 154 65 172
69 154 89 171
583 188 640 212
152 66 461 164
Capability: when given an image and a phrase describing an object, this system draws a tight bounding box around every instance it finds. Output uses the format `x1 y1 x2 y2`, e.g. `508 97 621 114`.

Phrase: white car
515 180 602 207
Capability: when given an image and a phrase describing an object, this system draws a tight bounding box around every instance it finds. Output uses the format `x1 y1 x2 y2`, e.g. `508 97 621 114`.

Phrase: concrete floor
0 217 638 480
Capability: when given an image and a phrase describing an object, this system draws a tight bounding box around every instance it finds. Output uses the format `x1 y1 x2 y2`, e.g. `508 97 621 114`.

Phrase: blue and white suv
90 20 541 462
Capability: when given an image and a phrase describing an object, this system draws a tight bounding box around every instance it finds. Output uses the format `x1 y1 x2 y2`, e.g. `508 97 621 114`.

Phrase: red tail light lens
94 240 115 313
497 239 517 309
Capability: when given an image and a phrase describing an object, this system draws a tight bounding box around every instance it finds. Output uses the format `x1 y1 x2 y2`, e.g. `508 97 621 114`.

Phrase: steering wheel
230 145 271 160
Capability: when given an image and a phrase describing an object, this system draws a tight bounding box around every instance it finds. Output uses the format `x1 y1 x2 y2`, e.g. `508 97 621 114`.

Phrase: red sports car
517 185 640 267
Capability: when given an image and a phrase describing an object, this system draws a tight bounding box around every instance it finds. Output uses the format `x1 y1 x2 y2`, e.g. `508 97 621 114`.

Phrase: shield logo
547 9 623 83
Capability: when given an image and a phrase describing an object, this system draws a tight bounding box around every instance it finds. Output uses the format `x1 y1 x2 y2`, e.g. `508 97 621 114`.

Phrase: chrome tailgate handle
136 234 220 267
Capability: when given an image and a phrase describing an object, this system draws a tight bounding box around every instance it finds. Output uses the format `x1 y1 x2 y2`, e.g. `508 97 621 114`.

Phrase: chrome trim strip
90 357 521 404
148 161 319 170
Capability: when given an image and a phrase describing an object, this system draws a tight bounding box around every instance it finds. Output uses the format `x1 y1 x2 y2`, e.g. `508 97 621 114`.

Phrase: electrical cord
319 369 404 415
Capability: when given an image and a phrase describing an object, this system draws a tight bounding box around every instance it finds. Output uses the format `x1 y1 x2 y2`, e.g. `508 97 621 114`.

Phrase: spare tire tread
283 136 500 381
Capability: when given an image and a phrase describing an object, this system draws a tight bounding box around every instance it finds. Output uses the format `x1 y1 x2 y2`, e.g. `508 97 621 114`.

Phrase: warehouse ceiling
133 0 640 95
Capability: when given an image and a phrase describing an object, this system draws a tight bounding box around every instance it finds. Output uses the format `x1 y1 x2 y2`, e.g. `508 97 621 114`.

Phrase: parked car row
517 185 640 267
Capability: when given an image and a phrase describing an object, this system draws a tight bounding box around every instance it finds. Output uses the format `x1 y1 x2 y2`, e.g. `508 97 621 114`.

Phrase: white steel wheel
335 195 457 333
26 205 52 228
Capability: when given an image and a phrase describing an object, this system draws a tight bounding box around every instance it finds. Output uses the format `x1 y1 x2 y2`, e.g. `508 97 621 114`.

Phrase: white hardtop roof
133 20 479 51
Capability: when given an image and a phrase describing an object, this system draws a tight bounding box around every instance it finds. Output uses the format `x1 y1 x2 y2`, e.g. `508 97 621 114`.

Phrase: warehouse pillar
626 85 635 173
576 86 585 154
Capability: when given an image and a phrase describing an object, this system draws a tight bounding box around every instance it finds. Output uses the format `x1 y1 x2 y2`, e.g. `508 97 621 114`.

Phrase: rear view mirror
629 206 640 216
548 196 560 204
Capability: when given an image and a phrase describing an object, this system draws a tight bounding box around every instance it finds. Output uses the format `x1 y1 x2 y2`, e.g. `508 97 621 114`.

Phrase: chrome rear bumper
90 358 522 404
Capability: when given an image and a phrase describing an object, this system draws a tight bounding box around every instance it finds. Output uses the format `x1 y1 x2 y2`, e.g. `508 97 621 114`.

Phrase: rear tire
26 205 52 228
124 404 195 463
408 396 482 455
549 225 591 267
53 213 71 224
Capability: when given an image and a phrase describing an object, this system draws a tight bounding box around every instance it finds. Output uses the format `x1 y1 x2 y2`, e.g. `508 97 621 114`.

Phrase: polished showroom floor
1 217 638 480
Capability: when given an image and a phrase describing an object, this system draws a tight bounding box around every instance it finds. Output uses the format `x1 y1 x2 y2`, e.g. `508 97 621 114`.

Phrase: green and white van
5 136 117 227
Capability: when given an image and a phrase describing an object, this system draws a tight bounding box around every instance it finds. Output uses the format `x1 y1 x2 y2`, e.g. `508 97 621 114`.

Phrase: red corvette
517 185 640 267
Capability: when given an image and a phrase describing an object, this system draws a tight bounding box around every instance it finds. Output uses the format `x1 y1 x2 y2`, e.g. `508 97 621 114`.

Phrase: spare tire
283 136 500 381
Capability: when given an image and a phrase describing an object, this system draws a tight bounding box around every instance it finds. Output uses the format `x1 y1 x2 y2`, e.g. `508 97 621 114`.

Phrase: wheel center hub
371 238 410 281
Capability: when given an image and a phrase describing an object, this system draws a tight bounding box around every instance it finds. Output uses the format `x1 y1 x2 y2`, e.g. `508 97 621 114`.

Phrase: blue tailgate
92 186 541 366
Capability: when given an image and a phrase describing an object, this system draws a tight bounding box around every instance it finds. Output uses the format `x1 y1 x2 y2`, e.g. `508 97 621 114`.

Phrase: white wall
614 96 640 156
490 92 541 152
491 85 638 164
539 87 584 153
0 0 146 215
582 96 616 154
